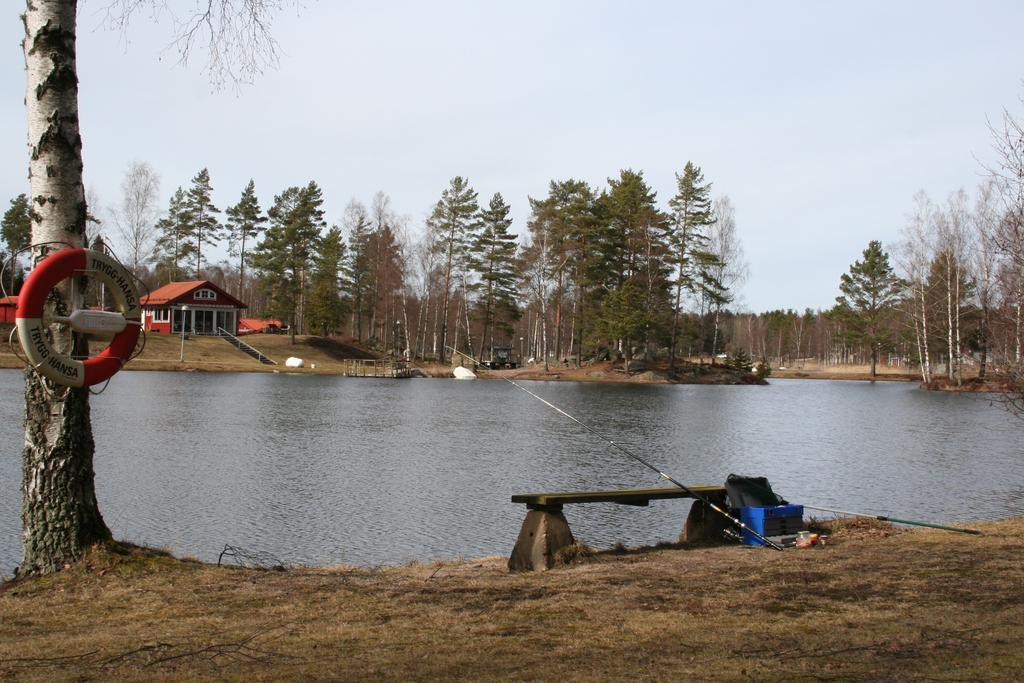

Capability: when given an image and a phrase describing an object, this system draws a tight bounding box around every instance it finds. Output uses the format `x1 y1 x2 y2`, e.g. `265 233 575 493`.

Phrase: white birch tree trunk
531 315 538 362
917 305 933 385
946 259 955 382
402 291 412 360
20 0 111 575
1011 296 1019 366
540 293 549 372
919 285 932 383
954 263 962 386
431 295 438 359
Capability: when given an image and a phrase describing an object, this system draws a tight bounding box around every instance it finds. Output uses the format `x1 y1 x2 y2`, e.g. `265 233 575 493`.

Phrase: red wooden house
141 281 247 335
0 296 16 324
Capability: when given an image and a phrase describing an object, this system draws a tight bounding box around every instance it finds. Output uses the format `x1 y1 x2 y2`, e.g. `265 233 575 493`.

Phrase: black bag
725 474 788 509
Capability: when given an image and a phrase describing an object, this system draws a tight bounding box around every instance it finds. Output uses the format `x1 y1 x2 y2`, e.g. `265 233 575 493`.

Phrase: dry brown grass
771 361 919 382
2 518 1021 681
0 333 378 375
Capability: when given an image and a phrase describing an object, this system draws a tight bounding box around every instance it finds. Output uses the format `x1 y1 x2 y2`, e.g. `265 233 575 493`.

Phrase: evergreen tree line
419 164 747 369
2 161 750 366
4 148 1022 387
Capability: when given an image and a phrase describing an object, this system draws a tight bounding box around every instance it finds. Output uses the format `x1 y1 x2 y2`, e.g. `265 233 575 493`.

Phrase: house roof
140 280 247 308
239 317 282 330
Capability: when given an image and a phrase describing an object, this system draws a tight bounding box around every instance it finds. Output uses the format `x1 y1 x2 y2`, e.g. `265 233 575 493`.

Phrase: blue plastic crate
740 505 804 546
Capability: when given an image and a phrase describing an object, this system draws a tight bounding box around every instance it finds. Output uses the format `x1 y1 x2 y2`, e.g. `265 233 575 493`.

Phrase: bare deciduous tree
104 0 291 89
935 191 971 385
972 180 1002 380
987 95 1024 413
112 161 161 274
708 195 748 358
896 191 936 383
987 99 1024 267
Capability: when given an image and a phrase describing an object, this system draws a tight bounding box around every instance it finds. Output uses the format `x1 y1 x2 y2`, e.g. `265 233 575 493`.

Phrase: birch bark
946 271 954 382
919 286 932 382
20 0 111 575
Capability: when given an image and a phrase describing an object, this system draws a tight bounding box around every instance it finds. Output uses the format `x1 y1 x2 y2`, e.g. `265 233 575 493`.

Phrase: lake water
1 370 1021 574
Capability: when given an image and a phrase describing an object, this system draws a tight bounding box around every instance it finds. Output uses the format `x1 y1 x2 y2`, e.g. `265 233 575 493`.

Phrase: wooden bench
508 485 729 571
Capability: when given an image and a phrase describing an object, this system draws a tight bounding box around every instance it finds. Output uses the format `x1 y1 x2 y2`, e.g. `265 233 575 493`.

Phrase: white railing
217 327 277 364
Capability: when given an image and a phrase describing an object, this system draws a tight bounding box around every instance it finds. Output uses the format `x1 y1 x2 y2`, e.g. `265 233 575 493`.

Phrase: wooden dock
341 359 414 378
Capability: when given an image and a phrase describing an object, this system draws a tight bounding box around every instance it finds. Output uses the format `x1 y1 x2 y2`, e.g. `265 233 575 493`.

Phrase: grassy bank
2 517 1021 681
0 333 761 385
771 361 918 382
0 333 377 374
127 333 378 373
0 332 1010 391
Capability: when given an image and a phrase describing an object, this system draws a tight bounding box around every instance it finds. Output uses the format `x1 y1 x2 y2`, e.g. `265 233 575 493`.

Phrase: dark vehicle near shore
482 344 518 369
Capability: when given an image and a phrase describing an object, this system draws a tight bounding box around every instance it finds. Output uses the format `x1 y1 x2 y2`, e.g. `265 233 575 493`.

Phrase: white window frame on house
152 308 170 323
194 289 216 301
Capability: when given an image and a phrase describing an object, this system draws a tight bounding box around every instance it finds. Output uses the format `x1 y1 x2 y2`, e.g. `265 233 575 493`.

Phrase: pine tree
471 192 520 360
225 179 267 297
343 200 373 341
252 181 326 343
666 161 715 369
594 279 650 374
729 349 753 372
1 193 32 294
306 225 348 335
834 240 905 377
603 170 669 358
427 176 479 364
154 187 192 282
182 168 222 278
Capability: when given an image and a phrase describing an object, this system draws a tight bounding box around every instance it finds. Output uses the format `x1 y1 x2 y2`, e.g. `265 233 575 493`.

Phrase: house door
215 310 233 334
194 310 215 334
172 308 189 333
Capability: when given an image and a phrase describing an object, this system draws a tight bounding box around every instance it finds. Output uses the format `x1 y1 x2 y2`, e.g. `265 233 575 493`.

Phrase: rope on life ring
15 247 142 388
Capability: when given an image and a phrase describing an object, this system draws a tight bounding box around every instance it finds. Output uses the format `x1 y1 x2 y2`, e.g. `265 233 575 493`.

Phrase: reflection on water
1 371 1021 572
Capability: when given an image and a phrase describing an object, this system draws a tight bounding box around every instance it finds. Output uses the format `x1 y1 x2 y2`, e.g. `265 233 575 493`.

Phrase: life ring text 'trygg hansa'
15 248 141 388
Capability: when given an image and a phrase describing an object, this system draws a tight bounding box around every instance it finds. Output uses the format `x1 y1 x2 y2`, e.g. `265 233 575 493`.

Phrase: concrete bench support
680 489 731 543
508 506 575 572
509 485 730 571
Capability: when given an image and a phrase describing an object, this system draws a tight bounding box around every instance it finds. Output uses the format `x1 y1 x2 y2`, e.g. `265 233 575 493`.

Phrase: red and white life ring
16 247 141 388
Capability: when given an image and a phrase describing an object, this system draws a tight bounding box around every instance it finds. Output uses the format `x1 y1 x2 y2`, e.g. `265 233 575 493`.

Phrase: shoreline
0 349 1013 393
770 369 918 382
2 515 1021 680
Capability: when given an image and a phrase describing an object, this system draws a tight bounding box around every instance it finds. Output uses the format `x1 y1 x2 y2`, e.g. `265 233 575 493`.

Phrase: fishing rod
721 477 982 536
444 347 784 550
803 505 982 535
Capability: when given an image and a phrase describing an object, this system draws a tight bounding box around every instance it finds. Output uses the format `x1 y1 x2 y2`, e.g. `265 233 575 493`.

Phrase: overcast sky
2 1 1022 312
